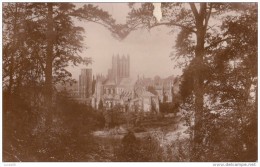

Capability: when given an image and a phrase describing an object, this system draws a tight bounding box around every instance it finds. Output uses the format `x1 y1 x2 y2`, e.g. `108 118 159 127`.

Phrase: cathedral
59 52 180 112
90 54 168 112
70 54 177 113
92 54 135 109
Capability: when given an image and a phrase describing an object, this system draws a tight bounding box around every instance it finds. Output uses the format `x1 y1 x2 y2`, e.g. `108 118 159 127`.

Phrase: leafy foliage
3 2 258 162
179 4 257 161
2 2 120 162
3 91 105 161
121 2 257 161
3 3 117 94
115 131 164 162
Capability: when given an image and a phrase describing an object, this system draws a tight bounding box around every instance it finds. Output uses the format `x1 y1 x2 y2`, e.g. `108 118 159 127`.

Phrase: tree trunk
43 3 54 129
191 4 207 161
45 3 54 109
7 4 18 111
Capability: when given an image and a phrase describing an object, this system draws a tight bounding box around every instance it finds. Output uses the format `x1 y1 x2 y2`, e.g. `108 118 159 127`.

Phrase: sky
69 3 182 80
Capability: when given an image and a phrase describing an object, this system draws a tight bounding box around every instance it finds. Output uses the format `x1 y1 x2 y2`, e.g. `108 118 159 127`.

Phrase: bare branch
207 24 216 31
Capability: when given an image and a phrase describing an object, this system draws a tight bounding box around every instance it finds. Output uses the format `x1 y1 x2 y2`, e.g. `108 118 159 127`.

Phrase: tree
98 99 104 110
45 3 54 112
162 86 167 103
3 3 41 107
202 6 257 161
92 76 96 95
120 4 213 158
3 2 117 127
119 2 257 161
176 3 257 161
117 131 140 161
3 2 116 95
3 2 119 161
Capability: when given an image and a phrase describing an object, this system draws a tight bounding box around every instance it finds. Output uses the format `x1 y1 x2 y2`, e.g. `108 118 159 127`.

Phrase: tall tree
3 2 117 129
3 3 29 96
120 2 257 161
45 3 55 110
203 7 257 161
121 3 212 160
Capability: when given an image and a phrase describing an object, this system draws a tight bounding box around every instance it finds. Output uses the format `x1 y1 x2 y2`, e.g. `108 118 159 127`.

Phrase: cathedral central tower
109 54 130 81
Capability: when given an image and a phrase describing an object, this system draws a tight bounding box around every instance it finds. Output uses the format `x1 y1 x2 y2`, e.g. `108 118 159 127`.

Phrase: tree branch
189 3 199 20
205 37 235 50
73 15 112 29
199 3 207 17
207 24 216 31
204 3 212 32
149 21 196 33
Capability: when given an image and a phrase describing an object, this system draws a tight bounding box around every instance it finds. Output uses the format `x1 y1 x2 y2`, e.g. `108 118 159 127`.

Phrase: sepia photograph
2 0 258 164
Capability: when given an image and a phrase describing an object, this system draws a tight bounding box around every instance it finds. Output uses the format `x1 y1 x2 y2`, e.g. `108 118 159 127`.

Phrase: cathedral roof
135 87 156 98
118 77 136 86
139 91 156 98
103 79 116 86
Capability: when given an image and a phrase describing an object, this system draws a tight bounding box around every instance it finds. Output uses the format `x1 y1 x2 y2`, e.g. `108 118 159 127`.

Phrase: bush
114 131 164 162
3 91 106 161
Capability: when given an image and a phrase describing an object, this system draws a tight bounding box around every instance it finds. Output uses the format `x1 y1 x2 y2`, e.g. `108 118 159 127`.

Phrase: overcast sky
69 3 182 80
